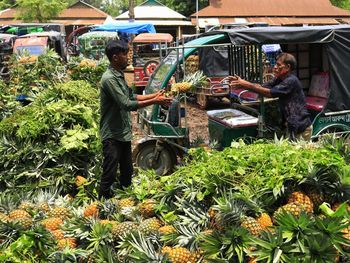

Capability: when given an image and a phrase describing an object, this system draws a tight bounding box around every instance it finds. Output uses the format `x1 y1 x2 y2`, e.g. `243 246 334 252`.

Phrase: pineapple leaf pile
0 80 101 195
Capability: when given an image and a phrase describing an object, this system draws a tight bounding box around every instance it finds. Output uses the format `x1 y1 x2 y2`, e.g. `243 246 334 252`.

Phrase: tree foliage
15 0 68 22
330 0 350 10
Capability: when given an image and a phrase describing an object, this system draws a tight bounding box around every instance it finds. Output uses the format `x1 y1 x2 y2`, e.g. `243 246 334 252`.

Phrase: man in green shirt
99 40 171 199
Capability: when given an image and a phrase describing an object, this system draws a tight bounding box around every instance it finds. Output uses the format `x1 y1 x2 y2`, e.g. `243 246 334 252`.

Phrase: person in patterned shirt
229 52 312 141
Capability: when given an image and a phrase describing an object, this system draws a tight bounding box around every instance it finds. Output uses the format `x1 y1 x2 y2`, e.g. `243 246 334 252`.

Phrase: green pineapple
138 217 163 235
112 221 138 240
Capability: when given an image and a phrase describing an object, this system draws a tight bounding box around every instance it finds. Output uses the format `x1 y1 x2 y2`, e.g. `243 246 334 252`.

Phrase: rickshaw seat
230 88 259 101
305 96 327 112
305 72 329 112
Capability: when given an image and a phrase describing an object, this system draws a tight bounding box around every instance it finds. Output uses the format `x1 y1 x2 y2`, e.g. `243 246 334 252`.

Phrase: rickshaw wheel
196 93 208 109
143 60 159 77
135 141 175 175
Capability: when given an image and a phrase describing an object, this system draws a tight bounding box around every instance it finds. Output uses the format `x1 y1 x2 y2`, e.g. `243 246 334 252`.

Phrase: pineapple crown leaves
118 231 166 263
174 196 210 229
48 247 90 263
97 200 118 220
170 224 203 250
183 70 208 88
300 165 350 203
248 229 287 263
86 222 114 251
312 216 350 254
273 210 314 237
200 227 250 262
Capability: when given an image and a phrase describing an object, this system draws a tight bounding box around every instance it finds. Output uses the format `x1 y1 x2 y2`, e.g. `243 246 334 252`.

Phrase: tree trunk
128 0 135 21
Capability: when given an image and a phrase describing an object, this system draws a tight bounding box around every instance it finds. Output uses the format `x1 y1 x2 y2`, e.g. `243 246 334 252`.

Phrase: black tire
143 60 159 77
135 142 175 175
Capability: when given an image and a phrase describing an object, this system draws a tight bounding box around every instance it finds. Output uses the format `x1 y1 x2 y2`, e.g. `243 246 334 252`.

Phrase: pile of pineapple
185 55 199 75
170 71 209 94
0 138 350 262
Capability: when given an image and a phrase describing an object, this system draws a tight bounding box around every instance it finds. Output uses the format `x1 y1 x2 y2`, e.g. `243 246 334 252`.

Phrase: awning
92 22 156 34
133 33 173 43
218 17 340 26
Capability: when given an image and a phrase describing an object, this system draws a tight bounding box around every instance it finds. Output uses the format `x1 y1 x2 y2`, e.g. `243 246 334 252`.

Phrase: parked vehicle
133 25 350 174
13 31 67 60
132 33 173 94
78 31 119 60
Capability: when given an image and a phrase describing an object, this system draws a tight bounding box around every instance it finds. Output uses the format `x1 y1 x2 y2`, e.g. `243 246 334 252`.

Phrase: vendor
229 52 312 141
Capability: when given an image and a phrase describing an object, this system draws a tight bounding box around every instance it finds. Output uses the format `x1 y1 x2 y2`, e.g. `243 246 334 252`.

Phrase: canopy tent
133 33 173 43
201 25 350 112
91 22 156 34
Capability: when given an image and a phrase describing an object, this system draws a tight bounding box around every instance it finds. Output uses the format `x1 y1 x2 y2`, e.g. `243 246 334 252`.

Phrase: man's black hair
276 52 297 71
105 39 129 62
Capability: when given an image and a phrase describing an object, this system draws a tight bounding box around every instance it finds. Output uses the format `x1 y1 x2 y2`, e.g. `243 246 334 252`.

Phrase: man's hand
154 92 173 106
230 75 251 89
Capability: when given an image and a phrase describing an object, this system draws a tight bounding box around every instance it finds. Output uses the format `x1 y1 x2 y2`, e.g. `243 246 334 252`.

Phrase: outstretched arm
230 76 272 98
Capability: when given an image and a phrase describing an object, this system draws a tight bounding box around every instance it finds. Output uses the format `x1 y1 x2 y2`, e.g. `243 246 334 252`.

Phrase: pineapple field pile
1 50 350 262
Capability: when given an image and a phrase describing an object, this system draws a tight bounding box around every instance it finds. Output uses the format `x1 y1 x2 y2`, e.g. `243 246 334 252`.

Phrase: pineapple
49 207 70 219
41 217 63 231
256 212 273 229
51 229 65 240
13 217 32 230
138 217 163 235
57 237 77 249
18 201 34 212
159 225 177 235
84 203 99 218
9 209 31 220
0 213 9 222
75 175 88 187
171 71 208 94
161 246 195 263
112 221 138 240
274 202 304 218
138 199 157 218
118 198 135 208
99 219 119 228
240 216 263 236
287 191 314 213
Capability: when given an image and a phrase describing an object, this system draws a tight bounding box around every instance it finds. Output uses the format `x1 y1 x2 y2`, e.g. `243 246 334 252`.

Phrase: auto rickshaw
133 25 350 174
132 33 173 94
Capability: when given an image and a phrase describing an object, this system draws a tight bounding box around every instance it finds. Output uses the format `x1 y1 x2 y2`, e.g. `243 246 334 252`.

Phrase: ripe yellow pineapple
0 213 9 222
83 203 99 218
274 202 304 218
75 175 88 187
240 216 263 236
159 225 177 235
99 219 119 228
138 199 157 218
171 82 192 93
41 217 63 231
13 217 32 230
51 229 65 240
118 198 135 208
161 246 195 263
288 191 314 213
9 209 31 220
138 217 163 235
57 237 77 249
49 207 70 219
256 212 273 229
37 202 50 213
18 201 34 211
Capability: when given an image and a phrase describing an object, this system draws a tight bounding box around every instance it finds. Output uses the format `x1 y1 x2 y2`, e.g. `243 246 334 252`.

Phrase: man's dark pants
98 139 133 199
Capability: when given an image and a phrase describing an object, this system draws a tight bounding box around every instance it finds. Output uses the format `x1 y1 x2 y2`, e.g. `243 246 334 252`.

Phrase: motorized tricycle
133 25 350 175
132 33 173 94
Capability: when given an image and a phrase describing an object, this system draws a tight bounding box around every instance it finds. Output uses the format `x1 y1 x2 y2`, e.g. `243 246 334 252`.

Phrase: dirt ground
124 71 230 147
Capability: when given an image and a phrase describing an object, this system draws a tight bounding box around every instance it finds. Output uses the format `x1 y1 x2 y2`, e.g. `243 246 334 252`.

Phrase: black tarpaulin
199 46 229 77
202 25 350 112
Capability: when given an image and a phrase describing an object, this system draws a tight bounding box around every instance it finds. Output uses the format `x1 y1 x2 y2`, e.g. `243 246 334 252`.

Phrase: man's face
113 51 129 70
273 58 290 79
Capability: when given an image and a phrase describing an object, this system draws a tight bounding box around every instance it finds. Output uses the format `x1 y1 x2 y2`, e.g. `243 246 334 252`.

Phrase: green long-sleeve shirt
100 66 138 142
